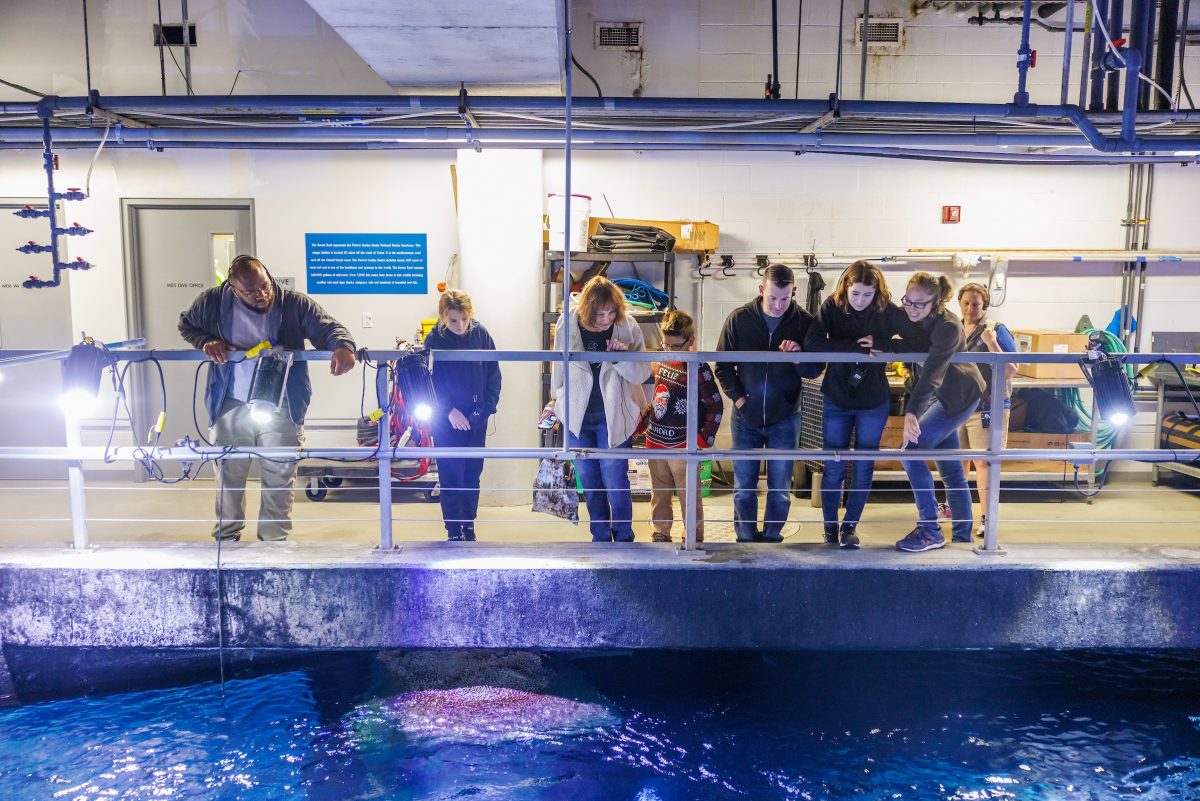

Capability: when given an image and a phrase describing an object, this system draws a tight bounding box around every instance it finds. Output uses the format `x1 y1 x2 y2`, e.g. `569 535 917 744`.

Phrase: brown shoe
651 533 672 543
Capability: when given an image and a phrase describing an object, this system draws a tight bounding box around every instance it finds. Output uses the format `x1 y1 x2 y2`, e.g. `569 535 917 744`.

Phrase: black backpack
1012 388 1079 434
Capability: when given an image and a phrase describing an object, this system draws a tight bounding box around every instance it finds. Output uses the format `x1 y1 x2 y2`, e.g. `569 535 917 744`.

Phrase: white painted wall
571 0 1200 104
455 149 545 504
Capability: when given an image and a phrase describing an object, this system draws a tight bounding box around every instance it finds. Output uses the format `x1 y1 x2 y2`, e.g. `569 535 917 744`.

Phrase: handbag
531 458 579 523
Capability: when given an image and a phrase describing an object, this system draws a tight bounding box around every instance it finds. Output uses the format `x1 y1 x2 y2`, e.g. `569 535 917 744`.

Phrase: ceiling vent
854 17 903 47
595 22 643 50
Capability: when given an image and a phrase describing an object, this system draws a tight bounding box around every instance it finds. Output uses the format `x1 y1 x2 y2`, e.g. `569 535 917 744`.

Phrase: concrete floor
1 471 1197 549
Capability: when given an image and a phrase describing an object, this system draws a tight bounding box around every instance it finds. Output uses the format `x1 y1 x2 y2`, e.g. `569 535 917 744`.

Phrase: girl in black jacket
804 261 910 549
423 290 502 541
893 273 985 552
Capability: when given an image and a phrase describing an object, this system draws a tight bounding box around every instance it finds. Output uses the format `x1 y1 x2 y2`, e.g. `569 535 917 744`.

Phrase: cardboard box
877 415 908 470
586 217 720 253
1002 430 1090 473
876 416 1089 473
1011 330 1088 380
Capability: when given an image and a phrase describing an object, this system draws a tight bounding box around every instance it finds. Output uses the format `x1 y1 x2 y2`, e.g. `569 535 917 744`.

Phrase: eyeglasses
662 337 692 351
901 295 933 310
232 282 272 300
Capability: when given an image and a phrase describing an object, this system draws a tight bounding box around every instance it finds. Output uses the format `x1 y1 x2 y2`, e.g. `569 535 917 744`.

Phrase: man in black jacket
715 264 821 542
179 255 357 542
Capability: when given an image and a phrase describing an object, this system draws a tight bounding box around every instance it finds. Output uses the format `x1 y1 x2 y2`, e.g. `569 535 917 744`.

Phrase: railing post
64 414 90 550
976 351 1007 555
683 356 700 552
376 364 394 550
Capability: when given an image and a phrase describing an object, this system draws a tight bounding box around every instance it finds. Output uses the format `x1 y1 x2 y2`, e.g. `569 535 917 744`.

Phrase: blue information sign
305 233 427 294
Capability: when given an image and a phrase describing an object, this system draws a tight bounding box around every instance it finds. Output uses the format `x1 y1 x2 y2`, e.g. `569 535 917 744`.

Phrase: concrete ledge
0 542 1198 651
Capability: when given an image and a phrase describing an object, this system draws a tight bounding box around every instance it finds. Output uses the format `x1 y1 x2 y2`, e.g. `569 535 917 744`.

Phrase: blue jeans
568 411 634 542
901 400 976 541
821 398 889 527
731 411 800 541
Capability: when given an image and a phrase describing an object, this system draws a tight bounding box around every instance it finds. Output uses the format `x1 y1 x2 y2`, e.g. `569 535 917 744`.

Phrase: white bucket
547 193 591 252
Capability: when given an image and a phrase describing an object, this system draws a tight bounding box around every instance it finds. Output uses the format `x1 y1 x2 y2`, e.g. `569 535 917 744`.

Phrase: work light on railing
247 348 292 424
1080 333 1135 426
60 337 113 416
393 348 437 424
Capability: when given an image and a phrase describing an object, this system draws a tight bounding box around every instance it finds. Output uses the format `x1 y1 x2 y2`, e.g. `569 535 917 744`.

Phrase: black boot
839 523 860 550
462 525 477 542
823 523 839 544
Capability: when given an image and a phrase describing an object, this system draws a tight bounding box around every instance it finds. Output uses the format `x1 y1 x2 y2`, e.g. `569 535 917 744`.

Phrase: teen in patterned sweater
640 311 725 543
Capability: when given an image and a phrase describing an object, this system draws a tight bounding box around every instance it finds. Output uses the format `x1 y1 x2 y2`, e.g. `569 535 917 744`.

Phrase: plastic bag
531 458 579 524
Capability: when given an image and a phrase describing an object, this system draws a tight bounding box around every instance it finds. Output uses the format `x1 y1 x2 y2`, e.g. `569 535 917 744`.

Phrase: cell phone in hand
538 413 558 430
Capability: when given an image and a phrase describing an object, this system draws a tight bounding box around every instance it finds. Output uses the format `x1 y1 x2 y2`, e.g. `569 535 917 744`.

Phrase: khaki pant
212 402 303 541
648 457 704 543
958 408 1011 454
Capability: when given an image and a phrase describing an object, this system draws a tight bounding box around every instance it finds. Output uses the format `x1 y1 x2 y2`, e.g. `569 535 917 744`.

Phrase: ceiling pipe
1014 0 1035 105
27 92 1200 121
1 137 1193 163
6 122 1200 151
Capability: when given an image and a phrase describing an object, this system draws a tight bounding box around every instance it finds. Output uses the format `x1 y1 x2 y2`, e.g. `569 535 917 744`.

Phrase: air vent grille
596 22 643 50
854 17 903 46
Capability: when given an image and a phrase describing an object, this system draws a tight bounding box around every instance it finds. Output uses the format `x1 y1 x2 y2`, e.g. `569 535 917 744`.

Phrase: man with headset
179 255 357 542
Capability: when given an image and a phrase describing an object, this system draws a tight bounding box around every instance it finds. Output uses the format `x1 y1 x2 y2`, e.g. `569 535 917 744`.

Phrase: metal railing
1 345 1196 554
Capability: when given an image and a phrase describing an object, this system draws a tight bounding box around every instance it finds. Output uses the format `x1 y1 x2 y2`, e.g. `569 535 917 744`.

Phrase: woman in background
424 290 501 541
541 277 650 542
894 273 985 552
957 282 1019 540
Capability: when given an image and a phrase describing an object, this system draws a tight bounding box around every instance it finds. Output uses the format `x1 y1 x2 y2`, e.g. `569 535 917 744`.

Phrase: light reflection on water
0 650 1197 800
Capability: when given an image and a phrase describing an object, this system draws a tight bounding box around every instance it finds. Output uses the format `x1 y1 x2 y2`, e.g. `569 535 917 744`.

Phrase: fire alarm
942 205 961 224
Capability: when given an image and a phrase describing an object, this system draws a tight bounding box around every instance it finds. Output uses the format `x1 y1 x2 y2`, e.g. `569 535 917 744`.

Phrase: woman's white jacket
549 309 650 447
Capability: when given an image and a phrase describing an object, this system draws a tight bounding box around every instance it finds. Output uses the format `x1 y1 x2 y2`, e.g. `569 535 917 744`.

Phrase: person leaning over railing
803 260 911 550
715 263 822 544
892 272 985 553
957 282 1019 541
424 289 501 542
540 277 650 543
178 255 357 543
636 310 724 544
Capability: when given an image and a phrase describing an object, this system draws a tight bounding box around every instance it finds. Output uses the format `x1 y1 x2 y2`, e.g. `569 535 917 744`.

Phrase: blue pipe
35 116 64 289
1121 48 1143 144
2 138 1192 163
1014 0 1035 105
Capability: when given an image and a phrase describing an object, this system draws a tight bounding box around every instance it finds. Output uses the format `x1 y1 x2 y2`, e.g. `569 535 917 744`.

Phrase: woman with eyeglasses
957 282 1019 540
893 273 985 552
803 260 910 549
540 277 650 542
638 310 724 544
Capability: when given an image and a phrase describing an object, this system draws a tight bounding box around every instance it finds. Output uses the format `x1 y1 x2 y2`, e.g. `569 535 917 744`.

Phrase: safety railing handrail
3 346 1194 554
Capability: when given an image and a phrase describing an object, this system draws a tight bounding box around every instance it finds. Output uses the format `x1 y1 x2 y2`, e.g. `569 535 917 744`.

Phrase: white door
0 199 72 481
123 200 254 478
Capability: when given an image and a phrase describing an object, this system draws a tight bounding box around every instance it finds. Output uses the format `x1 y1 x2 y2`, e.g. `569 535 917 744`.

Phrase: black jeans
435 423 487 537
